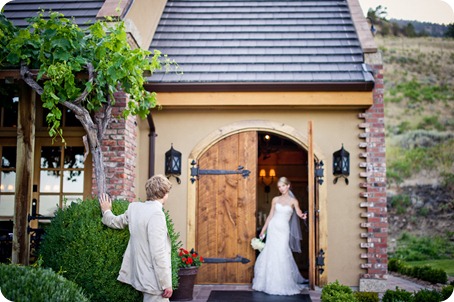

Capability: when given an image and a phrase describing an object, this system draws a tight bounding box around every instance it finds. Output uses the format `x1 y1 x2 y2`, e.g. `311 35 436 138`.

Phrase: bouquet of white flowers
251 237 265 252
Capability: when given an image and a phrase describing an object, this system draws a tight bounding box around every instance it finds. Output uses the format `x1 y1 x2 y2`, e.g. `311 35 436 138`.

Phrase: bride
252 176 308 295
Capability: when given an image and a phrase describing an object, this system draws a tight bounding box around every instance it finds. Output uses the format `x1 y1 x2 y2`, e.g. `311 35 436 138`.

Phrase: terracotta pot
170 267 198 301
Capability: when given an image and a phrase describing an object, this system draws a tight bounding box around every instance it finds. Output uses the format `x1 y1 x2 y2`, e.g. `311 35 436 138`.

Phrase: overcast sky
1 0 453 25
359 0 454 25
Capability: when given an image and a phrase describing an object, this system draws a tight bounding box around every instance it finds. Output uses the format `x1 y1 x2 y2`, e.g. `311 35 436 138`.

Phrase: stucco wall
137 107 367 286
124 0 167 49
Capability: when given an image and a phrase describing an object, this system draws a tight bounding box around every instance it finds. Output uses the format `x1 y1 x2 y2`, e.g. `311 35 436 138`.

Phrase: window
38 145 86 216
0 146 16 218
0 82 19 128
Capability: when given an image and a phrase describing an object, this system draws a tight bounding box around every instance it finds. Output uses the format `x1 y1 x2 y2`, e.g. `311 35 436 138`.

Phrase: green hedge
39 198 181 302
383 286 452 302
321 280 356 302
388 258 448 284
322 281 453 302
0 263 90 301
354 291 379 302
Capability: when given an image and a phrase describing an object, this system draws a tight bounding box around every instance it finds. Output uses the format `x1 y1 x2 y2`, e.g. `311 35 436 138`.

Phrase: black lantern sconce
165 144 182 184
316 249 325 275
315 160 324 185
333 144 350 185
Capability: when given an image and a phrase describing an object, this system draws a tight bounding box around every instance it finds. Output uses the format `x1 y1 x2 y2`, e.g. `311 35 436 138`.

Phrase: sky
1 0 454 25
359 0 454 25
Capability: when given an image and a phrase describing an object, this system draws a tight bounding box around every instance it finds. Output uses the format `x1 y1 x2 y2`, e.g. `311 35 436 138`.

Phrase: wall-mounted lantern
165 144 182 184
315 160 324 185
316 249 325 275
259 168 276 192
333 144 350 185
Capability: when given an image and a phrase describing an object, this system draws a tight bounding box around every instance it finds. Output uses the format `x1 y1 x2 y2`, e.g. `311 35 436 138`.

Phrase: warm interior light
269 169 276 177
44 185 51 191
7 185 14 191
53 185 59 192
259 169 266 177
264 134 270 140
0 184 4 191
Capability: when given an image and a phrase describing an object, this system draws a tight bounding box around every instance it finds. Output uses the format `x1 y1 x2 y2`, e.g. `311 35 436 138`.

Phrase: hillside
375 36 454 249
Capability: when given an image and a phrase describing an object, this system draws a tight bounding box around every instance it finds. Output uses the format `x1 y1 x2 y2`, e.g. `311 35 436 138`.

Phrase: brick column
358 55 388 292
92 91 137 201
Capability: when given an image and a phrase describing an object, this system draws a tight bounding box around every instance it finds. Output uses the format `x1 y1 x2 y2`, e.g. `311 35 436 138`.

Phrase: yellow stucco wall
135 100 369 286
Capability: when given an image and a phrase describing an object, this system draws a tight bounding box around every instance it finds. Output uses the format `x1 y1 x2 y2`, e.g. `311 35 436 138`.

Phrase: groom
99 174 173 302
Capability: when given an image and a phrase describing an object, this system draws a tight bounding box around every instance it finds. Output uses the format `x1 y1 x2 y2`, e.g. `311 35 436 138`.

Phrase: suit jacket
102 201 172 295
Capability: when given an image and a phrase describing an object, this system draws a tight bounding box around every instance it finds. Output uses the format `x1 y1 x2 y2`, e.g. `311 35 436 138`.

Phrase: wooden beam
12 83 35 265
308 121 315 290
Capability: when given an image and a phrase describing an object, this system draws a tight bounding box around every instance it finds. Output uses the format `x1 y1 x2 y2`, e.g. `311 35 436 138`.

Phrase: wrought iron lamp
259 168 276 193
165 144 182 184
315 161 324 185
316 249 325 275
333 144 350 185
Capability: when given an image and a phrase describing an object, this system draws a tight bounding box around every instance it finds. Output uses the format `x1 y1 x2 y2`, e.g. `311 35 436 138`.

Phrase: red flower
177 248 204 268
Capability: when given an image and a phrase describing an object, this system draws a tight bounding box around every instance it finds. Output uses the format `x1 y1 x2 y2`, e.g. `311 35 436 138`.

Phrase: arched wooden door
196 131 257 284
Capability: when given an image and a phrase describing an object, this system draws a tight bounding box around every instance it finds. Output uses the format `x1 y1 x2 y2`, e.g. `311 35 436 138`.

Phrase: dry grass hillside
375 36 454 249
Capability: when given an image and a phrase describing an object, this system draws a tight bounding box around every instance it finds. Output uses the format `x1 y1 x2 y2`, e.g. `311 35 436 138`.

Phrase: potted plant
170 248 204 301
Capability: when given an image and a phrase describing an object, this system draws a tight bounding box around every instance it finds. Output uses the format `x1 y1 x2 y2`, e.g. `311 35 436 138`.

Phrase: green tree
404 23 417 37
445 23 454 38
0 12 176 195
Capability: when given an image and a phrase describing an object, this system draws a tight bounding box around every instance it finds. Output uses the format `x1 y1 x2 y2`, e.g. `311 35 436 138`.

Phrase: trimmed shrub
354 291 379 302
321 280 356 302
0 263 90 301
413 288 442 302
388 258 448 284
382 287 414 302
166 208 183 288
39 198 181 302
388 258 402 272
441 285 453 300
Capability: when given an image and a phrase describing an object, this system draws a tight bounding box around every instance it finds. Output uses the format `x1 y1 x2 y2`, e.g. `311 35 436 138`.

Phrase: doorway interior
256 132 309 279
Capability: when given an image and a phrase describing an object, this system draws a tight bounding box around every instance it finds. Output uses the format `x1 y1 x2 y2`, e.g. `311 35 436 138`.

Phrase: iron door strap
203 255 250 264
190 160 251 183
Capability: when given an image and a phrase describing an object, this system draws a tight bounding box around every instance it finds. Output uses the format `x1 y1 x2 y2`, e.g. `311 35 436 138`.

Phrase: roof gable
2 0 105 28
149 0 374 90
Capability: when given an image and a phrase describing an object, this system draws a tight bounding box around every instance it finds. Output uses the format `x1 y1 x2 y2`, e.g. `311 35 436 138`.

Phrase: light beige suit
102 201 172 297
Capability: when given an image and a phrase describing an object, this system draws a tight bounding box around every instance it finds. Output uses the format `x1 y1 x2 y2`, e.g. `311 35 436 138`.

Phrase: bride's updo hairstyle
278 176 291 187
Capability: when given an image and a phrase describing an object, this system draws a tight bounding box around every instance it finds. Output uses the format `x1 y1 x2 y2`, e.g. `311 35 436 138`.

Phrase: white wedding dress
252 203 306 295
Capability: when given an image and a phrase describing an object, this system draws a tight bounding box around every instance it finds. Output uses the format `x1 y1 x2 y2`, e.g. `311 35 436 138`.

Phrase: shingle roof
149 0 374 89
2 0 104 28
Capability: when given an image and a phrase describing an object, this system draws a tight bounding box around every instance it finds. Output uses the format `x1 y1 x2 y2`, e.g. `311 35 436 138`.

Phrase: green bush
388 258 403 272
413 288 442 302
390 194 411 214
388 257 448 285
382 287 414 302
441 285 453 300
354 291 379 302
166 208 183 288
0 263 90 301
392 233 454 261
321 280 356 302
39 198 181 302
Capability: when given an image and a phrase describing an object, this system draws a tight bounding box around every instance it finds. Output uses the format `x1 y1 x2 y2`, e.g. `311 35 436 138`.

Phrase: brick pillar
358 55 388 292
92 91 137 201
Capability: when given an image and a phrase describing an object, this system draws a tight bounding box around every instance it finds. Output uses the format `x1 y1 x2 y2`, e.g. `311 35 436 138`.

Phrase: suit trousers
143 292 169 302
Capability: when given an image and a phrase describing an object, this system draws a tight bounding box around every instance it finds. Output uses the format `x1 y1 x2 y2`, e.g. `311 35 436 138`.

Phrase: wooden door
308 121 316 289
308 121 323 289
196 131 257 284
